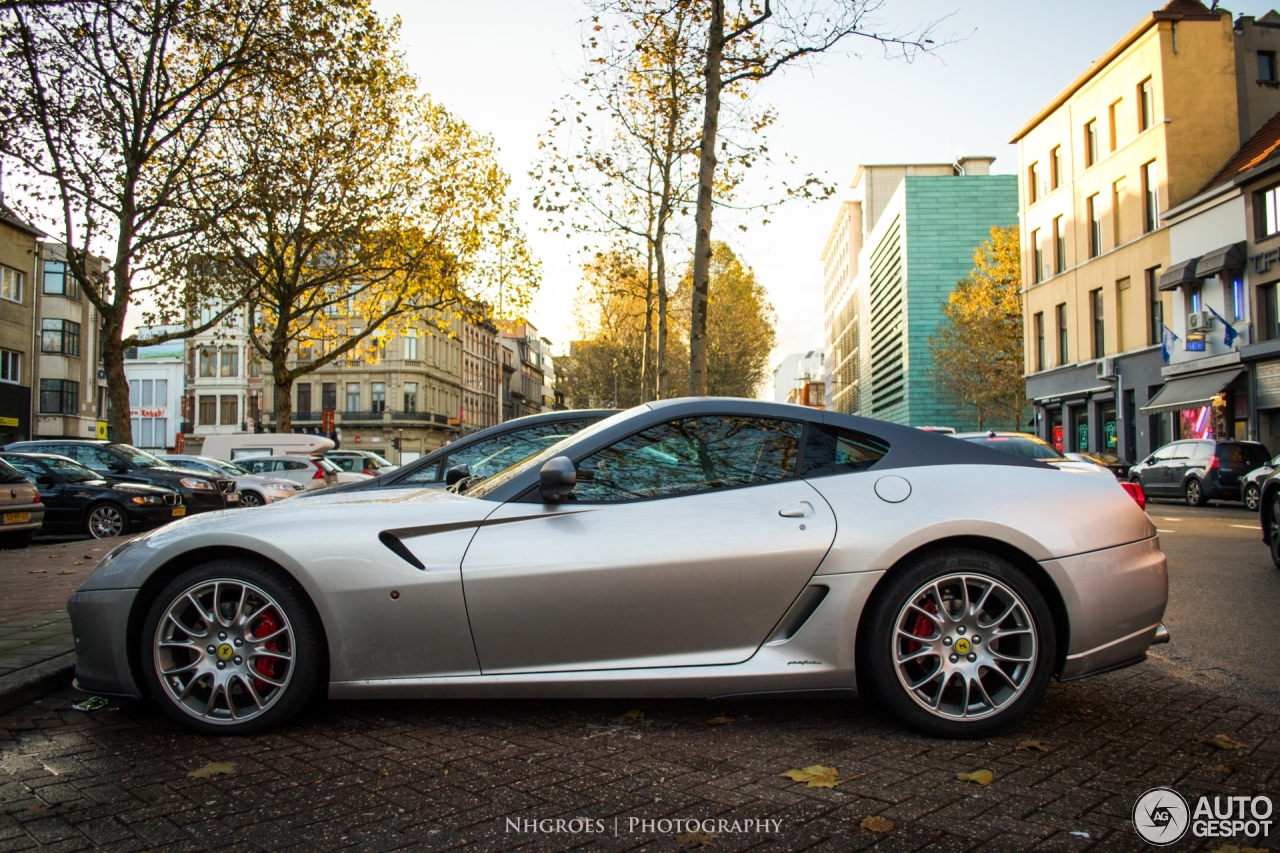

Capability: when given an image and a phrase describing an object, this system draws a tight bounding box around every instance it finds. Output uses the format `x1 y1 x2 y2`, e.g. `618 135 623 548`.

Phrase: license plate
172 507 186 517
2 512 29 523
226 493 238 502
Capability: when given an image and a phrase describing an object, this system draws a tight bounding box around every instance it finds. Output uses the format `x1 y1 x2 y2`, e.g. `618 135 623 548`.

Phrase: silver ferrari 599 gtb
67 398 1169 738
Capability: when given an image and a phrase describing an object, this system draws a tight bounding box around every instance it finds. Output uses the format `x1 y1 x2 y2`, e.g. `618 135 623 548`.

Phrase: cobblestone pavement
0 659 1275 853
0 540 116 625
0 615 71 680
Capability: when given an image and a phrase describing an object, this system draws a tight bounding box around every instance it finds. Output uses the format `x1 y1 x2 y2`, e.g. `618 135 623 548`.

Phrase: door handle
778 500 814 518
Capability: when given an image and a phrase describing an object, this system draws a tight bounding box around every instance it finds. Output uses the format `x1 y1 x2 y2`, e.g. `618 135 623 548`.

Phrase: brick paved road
0 540 119 626
0 659 1275 852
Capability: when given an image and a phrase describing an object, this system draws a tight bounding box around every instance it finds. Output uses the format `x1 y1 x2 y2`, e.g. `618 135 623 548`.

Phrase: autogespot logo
1133 787 1190 846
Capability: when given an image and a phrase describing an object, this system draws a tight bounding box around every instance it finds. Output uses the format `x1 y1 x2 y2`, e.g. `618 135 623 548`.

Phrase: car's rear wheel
239 491 264 508
1270 499 1280 570
141 559 323 735
1185 478 1207 507
1245 483 1261 512
864 549 1056 739
86 503 129 539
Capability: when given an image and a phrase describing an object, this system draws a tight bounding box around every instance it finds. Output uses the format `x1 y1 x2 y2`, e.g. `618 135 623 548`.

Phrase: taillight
1120 481 1146 510
32 494 40 504
311 466 325 480
363 468 376 476
1207 455 1221 470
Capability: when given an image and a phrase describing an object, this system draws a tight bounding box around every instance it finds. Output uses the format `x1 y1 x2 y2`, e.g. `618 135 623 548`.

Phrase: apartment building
773 350 826 405
34 244 107 441
459 313 500 436
124 327 184 450
0 208 39 445
500 322 554 419
819 159 1018 430
185 307 264 442
1013 2 1280 459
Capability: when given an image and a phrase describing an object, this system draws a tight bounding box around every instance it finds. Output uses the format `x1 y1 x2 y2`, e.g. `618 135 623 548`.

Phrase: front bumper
182 489 226 513
126 504 188 531
66 587 143 698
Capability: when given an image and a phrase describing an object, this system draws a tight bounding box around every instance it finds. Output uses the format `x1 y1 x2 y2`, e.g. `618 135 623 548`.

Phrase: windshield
111 444 168 468
204 457 247 476
963 435 1066 461
43 457 103 483
464 407 643 499
0 458 31 485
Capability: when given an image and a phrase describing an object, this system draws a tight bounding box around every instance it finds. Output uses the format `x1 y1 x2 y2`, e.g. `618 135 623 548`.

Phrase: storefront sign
1186 333 1206 352
129 408 166 418
0 417 17 428
1253 248 1280 273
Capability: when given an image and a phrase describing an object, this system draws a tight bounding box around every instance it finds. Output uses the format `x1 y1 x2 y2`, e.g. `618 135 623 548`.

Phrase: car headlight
180 478 216 491
130 495 166 505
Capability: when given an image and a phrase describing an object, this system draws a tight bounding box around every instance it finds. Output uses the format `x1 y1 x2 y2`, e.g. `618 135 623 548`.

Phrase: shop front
0 382 30 446
1140 355 1251 445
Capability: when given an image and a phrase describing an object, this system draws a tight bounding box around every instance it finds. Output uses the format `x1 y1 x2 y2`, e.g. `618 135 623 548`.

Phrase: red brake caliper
904 599 938 655
252 611 279 694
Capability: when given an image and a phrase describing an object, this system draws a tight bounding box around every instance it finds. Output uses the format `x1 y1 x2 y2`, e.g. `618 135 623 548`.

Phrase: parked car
159 455 304 508
2 440 235 513
234 454 341 490
952 432 1116 477
1240 453 1280 511
69 398 1168 739
320 410 611 495
0 456 45 547
1067 452 1132 479
200 432 334 463
0 452 183 539
1129 439 1270 506
325 450 398 477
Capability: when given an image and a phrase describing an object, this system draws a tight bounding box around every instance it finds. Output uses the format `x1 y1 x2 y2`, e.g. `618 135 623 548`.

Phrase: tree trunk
689 0 724 396
640 240 654 403
271 322 293 433
655 233 669 400
101 317 132 444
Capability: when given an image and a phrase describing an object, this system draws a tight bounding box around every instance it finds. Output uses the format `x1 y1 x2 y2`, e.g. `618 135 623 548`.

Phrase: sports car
66 398 1169 739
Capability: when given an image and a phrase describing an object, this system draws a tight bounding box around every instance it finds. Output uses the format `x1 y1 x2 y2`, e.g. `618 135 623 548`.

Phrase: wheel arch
124 545 331 698
1263 482 1280 545
854 534 1071 683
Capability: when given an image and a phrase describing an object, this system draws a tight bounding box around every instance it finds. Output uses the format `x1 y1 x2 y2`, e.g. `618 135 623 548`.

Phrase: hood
106 481 177 496
151 466 217 480
236 474 299 488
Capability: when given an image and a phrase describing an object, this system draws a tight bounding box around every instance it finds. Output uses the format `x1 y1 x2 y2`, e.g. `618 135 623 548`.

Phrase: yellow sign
96 421 108 440
0 417 18 428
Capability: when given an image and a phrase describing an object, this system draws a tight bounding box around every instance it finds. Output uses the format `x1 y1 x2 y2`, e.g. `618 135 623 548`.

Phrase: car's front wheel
140 559 324 735
1245 483 1262 512
1185 478 1207 507
863 549 1056 739
86 503 129 539
239 491 264 508
1270 498 1280 570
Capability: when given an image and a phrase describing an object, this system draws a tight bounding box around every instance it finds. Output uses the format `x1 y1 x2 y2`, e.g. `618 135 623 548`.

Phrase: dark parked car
1129 439 1270 506
1068 452 1132 479
0 452 184 538
1240 453 1280 511
2 440 235 513
319 410 612 495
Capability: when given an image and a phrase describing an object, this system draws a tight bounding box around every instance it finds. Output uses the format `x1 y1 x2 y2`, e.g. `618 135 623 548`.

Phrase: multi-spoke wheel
1244 483 1261 513
86 503 128 539
864 549 1056 738
1270 498 1280 570
141 560 323 735
1185 478 1206 507
239 491 264 508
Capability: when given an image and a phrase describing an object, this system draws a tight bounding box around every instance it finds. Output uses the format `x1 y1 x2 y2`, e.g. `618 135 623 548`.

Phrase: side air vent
378 531 425 570
766 585 829 644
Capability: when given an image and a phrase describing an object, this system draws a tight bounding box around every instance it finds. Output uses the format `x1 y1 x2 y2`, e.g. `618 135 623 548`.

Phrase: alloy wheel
240 492 263 508
1186 480 1202 506
892 574 1038 721
1245 485 1261 512
152 579 295 725
87 505 125 539
1271 500 1280 567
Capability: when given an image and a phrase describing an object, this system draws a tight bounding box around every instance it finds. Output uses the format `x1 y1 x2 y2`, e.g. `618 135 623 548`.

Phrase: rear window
963 435 1065 461
799 425 889 477
1217 443 1270 467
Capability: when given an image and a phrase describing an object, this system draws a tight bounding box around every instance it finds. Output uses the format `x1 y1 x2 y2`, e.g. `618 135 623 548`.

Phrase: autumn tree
0 0 332 441
927 225 1027 430
191 7 537 432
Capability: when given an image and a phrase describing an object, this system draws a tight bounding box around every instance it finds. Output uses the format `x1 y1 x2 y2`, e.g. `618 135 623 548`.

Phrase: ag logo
1133 787 1189 845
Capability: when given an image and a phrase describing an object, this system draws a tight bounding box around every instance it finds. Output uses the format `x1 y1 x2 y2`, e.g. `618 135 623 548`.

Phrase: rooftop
1201 110 1280 191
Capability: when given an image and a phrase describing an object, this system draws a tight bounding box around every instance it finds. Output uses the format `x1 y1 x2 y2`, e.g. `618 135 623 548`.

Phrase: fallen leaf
675 829 717 848
706 716 734 726
1070 831 1091 838
29 570 46 574
378 768 388 777
956 769 993 786
1206 764 1235 774
71 697 108 712
443 769 449 775
83 555 94 559
1016 740 1048 752
57 570 75 575
781 765 840 789
860 815 894 832
613 709 645 722
47 554 60 558
186 761 237 779
1195 733 1247 750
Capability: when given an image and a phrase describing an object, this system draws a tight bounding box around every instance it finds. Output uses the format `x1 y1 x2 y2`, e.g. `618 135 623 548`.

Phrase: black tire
239 491 264 508
1185 478 1207 507
1244 483 1261 513
1270 498 1280 570
862 548 1057 739
86 502 129 539
140 558 324 735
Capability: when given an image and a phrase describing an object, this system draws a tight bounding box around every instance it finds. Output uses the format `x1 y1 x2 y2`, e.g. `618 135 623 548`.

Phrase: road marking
1159 517 1183 521
1156 529 1175 533
1230 524 1262 530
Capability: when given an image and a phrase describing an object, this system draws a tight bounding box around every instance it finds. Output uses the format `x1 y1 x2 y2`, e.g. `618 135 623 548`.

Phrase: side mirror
108 462 128 473
1144 457 1155 465
445 462 470 487
539 456 576 503
35 474 54 487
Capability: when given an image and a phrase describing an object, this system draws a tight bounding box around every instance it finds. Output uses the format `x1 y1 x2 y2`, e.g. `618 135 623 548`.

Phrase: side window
5 457 44 481
799 425 889 477
399 458 444 484
240 459 270 474
444 420 592 481
572 416 803 503
62 446 109 471
282 460 309 471
1151 444 1175 461
1168 442 1192 460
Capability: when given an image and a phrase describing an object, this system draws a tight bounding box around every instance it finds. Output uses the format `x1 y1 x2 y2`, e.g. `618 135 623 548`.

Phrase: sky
377 0 1280 384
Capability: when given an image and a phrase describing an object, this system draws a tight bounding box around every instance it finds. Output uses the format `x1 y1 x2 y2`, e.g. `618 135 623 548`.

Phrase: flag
1206 305 1239 348
1161 325 1178 363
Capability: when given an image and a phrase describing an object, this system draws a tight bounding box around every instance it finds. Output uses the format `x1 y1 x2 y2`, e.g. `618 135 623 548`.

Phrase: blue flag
1206 305 1239 348
1161 325 1178 362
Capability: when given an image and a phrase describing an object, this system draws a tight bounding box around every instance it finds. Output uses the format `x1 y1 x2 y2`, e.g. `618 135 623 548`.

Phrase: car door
1143 443 1178 495
459 415 837 674
1169 441 1202 494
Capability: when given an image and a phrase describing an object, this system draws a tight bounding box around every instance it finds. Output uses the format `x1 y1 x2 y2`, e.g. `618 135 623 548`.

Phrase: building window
40 319 81 356
1091 288 1105 358
1028 162 1039 204
1258 182 1280 237
1147 266 1163 345
1031 229 1042 284
219 395 238 426
371 382 386 413
39 379 78 414
1263 283 1280 341
219 347 238 377
1053 215 1066 274
1108 100 1120 151
1188 281 1202 314
249 358 261 377
1143 161 1159 233
1056 302 1069 364
198 395 216 425
345 382 360 411
403 329 418 360
0 350 20 384
1085 119 1098 167
404 381 418 412
198 348 216 377
1112 179 1125 246
1139 77 1154 131
296 383 312 414
322 382 336 411
1035 312 1046 371
0 266 23 304
1260 50 1278 83
42 260 80 299
1229 275 1245 322
1051 145 1062 189
1087 194 1101 258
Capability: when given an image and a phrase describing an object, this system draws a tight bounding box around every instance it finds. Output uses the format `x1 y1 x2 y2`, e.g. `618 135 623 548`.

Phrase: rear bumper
66 587 143 698
1040 536 1168 681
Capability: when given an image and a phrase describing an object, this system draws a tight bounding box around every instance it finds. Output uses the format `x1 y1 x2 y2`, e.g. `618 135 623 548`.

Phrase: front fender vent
767 585 829 645
378 531 425 570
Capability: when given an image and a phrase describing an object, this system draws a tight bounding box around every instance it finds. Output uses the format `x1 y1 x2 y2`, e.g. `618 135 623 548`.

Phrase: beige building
459 313 500 436
34 245 108 441
0 208 39 445
1013 1 1280 459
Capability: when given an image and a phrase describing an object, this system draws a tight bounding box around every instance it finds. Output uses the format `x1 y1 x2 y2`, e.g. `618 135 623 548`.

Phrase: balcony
292 411 321 422
340 410 385 423
390 410 433 421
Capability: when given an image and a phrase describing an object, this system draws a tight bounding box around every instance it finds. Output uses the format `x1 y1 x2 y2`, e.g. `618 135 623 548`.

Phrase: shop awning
1140 368 1242 416
1159 257 1201 291
1195 241 1247 278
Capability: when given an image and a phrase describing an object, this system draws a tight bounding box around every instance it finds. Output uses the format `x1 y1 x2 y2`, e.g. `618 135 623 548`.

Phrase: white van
199 433 335 463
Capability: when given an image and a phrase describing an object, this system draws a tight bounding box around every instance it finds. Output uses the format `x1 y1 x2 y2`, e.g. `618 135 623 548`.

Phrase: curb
0 652 76 715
